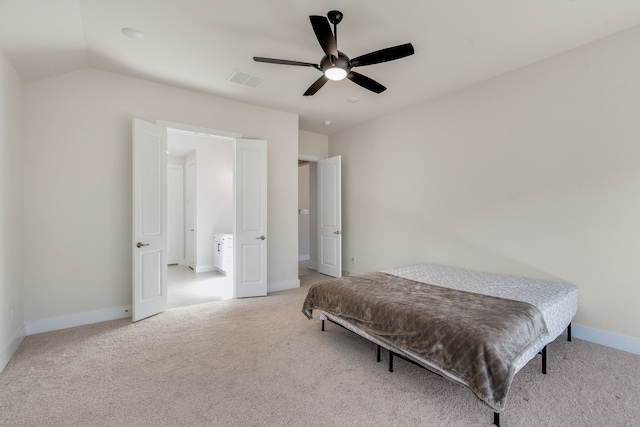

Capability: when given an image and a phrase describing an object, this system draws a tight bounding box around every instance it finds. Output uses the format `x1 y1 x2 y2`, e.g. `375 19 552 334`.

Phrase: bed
302 263 578 426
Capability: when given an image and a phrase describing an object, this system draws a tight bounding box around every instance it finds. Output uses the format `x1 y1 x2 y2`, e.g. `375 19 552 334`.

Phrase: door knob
333 231 342 235
136 242 149 248
256 235 266 240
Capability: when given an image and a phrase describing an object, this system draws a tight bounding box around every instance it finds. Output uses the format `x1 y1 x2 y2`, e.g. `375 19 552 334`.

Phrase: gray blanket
302 272 548 411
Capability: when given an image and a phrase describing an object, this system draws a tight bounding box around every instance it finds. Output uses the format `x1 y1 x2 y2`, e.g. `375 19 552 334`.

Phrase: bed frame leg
493 412 500 426
377 345 381 363
321 320 325 331
541 346 547 374
389 351 394 372
567 323 572 342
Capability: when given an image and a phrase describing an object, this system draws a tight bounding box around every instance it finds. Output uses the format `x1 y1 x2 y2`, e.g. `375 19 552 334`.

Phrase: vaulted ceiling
2 0 640 134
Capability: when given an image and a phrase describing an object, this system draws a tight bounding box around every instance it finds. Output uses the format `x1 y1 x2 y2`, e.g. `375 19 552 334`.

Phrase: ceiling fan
253 10 415 96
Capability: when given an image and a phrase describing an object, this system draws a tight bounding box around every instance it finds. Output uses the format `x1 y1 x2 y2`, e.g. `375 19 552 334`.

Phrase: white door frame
297 155 343 277
298 155 323 272
157 120 242 140
184 157 197 269
167 163 184 265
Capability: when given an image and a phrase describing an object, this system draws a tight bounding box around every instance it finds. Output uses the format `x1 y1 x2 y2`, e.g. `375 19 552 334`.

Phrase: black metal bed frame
321 317 572 426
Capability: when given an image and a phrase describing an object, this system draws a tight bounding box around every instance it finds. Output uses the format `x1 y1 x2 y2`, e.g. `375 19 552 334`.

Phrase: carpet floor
1 275 639 426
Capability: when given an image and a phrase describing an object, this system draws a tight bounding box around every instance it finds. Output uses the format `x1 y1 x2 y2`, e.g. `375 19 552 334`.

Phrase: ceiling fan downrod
327 10 343 54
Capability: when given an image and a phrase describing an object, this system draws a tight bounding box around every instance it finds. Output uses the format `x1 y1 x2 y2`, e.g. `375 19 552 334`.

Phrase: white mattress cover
381 263 578 372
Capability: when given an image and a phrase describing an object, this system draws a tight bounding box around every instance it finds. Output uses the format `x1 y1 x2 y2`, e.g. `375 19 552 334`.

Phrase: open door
132 118 168 321
317 155 342 277
234 139 268 298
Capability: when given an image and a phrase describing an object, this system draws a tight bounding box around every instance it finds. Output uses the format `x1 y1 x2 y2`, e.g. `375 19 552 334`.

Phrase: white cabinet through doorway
213 233 233 275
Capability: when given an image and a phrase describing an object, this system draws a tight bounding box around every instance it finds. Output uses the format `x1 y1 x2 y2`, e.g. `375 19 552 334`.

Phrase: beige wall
0 50 25 369
24 68 299 323
329 26 640 340
299 130 328 159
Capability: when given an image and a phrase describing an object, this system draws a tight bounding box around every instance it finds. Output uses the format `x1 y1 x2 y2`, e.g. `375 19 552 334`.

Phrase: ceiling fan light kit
253 10 414 96
324 67 347 81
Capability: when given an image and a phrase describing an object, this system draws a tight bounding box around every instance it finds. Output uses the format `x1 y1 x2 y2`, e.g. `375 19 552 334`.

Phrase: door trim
156 120 242 139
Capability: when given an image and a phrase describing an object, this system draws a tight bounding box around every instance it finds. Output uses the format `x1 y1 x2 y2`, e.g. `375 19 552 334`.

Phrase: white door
167 164 184 265
317 155 342 277
132 118 168 321
185 160 196 269
234 139 268 298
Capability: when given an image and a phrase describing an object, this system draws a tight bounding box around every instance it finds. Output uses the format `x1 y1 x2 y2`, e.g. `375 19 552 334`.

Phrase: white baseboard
195 265 215 273
26 306 132 336
572 324 640 355
0 323 26 373
268 279 300 293
298 254 310 261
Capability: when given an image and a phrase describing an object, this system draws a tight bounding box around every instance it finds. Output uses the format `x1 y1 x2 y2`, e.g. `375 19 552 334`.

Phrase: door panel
185 160 196 269
167 164 184 264
317 156 342 277
241 244 263 283
234 139 267 298
133 118 168 321
141 251 162 300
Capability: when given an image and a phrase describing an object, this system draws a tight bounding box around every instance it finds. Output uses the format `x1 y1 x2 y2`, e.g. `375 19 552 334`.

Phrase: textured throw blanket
302 272 548 411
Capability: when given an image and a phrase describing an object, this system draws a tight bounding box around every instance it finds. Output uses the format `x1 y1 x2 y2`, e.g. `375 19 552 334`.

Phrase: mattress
381 263 578 371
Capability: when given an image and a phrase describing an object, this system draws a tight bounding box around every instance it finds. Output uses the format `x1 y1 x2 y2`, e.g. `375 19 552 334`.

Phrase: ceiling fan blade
348 72 387 94
253 57 319 69
350 43 415 67
309 15 338 59
303 75 329 96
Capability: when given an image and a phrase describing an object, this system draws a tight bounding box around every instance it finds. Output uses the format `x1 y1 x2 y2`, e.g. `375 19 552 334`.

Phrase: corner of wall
0 48 26 374
268 279 300 294
0 324 26 373
572 324 640 355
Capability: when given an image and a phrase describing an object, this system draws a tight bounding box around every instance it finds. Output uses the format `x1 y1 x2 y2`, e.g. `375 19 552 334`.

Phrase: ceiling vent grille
228 70 265 88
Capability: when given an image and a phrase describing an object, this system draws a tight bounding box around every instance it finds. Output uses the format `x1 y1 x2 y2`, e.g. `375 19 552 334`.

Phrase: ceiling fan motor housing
321 52 351 74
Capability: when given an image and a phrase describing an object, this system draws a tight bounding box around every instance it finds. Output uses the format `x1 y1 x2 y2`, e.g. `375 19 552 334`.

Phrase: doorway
133 118 269 321
166 130 234 307
297 154 342 279
298 160 317 277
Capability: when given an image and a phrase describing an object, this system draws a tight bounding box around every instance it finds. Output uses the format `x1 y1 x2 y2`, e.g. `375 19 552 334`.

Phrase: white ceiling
2 0 640 135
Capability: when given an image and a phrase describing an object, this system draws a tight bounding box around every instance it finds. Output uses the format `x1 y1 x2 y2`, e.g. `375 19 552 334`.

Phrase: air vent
228 70 265 88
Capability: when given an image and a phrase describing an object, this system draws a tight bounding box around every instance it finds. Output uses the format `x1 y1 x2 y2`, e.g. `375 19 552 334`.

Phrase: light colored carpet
1 274 639 426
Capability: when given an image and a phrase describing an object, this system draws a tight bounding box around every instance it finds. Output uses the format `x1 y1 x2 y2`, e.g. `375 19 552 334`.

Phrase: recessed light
122 28 145 40
323 120 331 125
347 97 360 103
